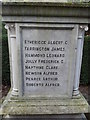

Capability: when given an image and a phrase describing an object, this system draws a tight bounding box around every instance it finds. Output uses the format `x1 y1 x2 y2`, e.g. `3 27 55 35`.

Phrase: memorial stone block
18 24 77 98
0 0 90 118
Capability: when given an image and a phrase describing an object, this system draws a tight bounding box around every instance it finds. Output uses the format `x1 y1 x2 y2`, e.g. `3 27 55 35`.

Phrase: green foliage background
2 23 90 85
80 36 90 85
2 23 10 85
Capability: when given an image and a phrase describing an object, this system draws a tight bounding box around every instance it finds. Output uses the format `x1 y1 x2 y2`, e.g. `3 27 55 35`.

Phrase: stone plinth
0 91 89 115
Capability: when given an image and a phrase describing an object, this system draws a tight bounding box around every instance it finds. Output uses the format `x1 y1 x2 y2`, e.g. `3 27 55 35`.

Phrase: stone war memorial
0 0 90 119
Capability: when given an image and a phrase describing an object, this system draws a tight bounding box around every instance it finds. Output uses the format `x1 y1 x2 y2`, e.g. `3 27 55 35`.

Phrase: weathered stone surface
0 91 89 115
1 0 90 117
20 24 76 98
2 1 90 24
